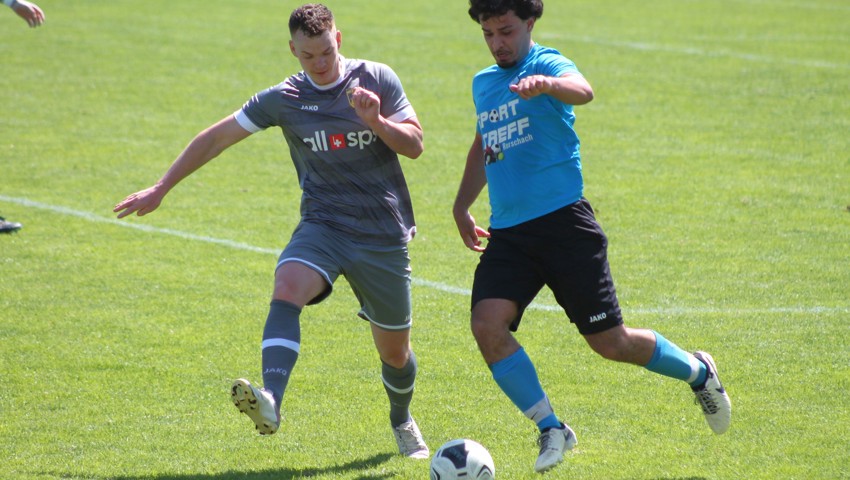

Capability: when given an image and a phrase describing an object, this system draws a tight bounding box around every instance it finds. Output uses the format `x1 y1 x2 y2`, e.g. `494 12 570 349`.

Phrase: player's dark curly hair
468 0 544 23
289 3 335 36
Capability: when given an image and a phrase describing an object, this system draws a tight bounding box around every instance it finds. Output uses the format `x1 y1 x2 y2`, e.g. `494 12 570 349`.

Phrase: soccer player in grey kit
114 3 428 458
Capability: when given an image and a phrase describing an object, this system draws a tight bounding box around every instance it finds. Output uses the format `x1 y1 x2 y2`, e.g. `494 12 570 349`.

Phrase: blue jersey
472 44 584 229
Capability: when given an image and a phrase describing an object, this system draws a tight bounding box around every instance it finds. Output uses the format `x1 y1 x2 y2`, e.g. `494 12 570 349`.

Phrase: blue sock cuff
646 331 666 370
490 347 527 378
645 331 706 385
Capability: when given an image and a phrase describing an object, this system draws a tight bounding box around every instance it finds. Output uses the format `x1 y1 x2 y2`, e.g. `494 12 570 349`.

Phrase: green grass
1 0 848 479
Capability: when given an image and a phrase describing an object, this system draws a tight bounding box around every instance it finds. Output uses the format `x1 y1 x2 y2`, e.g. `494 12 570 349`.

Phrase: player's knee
471 300 515 338
469 315 491 343
585 329 632 362
471 314 512 348
381 348 411 369
590 341 626 361
272 263 327 306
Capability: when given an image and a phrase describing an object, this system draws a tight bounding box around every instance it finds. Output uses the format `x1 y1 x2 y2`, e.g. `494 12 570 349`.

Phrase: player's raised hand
113 185 167 219
348 86 382 125
512 74 594 105
509 75 553 100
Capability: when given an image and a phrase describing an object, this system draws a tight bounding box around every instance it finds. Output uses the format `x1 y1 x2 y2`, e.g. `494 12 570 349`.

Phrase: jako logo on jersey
589 312 607 323
303 129 378 152
300 104 319 111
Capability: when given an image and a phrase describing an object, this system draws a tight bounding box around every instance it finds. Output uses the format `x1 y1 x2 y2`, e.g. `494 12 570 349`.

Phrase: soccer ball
429 439 495 480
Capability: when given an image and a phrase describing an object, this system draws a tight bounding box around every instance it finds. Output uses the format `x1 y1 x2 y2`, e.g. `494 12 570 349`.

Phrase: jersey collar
306 55 347 91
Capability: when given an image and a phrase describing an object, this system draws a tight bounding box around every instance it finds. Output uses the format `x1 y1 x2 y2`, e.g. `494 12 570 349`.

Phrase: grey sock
382 350 417 427
261 300 301 405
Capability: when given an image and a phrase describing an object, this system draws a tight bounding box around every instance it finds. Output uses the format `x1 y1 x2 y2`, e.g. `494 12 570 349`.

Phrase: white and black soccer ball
429 439 495 480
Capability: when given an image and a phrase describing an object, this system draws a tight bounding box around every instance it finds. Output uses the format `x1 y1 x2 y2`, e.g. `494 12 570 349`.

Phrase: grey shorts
277 221 412 330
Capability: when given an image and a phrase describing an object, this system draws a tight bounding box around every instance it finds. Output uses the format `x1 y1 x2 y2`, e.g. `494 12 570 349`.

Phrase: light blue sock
644 331 707 387
491 348 561 431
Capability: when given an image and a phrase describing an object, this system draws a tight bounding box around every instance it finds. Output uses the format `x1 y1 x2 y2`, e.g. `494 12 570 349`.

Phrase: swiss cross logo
329 134 346 150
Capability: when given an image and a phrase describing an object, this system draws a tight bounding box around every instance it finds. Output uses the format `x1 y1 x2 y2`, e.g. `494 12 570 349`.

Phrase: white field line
0 195 278 256
538 33 850 71
2 195 848 316
733 0 850 13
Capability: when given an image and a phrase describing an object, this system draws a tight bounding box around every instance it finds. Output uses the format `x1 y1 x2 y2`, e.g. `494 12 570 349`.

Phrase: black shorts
471 198 624 335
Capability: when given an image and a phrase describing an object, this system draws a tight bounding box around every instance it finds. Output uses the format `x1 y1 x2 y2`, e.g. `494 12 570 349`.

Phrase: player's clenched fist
509 75 554 100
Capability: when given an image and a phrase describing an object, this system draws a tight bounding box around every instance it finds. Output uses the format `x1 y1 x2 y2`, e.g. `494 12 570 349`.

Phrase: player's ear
336 30 342 50
526 18 536 32
289 40 296 57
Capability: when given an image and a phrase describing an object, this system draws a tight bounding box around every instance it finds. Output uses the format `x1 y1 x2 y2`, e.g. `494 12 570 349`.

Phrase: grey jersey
235 57 417 246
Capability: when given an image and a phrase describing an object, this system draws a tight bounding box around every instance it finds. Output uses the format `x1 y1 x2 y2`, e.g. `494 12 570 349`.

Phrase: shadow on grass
641 478 708 480
52 453 396 480
45 457 711 480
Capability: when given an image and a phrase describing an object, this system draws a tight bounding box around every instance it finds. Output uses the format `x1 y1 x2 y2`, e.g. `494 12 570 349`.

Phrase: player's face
479 12 535 68
290 28 343 86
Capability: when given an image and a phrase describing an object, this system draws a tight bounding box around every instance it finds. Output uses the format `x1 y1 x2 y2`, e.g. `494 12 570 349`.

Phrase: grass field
1 0 848 479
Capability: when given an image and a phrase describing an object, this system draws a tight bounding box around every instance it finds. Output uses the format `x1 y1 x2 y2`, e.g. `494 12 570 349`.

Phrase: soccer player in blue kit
114 3 429 459
452 0 732 473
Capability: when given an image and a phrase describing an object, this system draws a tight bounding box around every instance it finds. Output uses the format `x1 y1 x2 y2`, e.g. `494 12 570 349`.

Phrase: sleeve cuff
233 109 263 133
387 105 417 124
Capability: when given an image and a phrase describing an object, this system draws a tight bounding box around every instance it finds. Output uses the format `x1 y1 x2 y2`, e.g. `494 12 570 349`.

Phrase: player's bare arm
349 86 424 159
113 116 251 218
510 73 593 105
453 132 490 252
